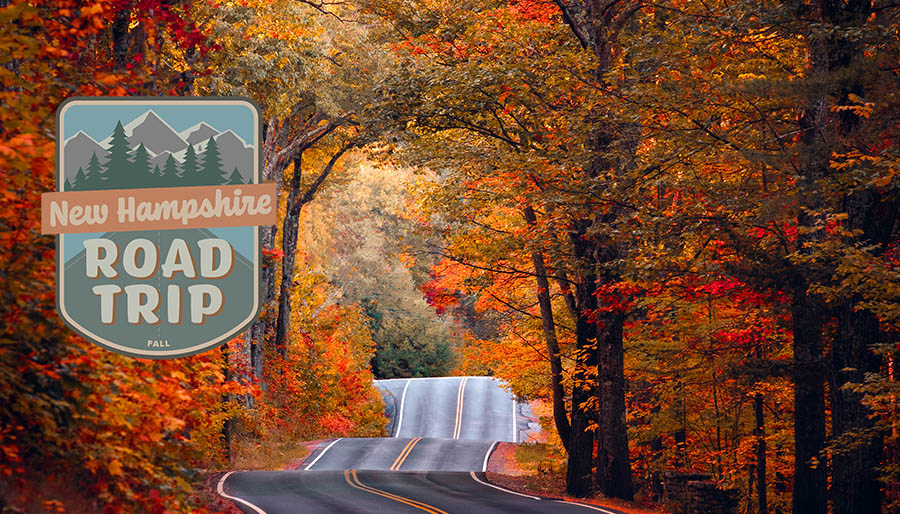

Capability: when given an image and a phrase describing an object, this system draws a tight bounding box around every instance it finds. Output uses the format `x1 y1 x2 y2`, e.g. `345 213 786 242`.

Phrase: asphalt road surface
219 376 623 514
377 377 519 441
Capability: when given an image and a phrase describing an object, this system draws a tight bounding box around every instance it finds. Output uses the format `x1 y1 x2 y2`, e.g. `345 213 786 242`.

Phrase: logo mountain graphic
63 131 109 184
180 122 219 145
64 109 253 190
120 110 189 155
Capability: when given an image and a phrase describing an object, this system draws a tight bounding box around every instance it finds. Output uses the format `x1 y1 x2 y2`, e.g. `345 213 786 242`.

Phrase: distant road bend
218 376 623 513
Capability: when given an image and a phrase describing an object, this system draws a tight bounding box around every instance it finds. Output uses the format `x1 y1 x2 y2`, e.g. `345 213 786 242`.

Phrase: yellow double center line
390 437 422 471
344 469 448 514
452 377 468 439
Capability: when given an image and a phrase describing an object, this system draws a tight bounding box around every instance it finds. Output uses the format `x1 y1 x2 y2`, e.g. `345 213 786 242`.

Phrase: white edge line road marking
469 471 542 500
511 393 517 443
394 379 411 438
481 441 498 472
551 500 622 514
217 471 268 514
304 438 343 470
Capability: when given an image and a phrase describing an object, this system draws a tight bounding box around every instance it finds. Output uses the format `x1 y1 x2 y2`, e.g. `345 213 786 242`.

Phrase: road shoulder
485 442 666 514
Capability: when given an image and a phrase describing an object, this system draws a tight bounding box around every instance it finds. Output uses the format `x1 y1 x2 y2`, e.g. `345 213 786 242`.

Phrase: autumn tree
360 0 647 497
366 0 900 509
301 162 459 378
0 0 238 510
196 0 400 376
614 2 900 512
791 4 899 513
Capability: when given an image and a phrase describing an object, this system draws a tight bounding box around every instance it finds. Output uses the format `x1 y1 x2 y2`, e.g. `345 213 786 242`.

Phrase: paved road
219 377 622 513
220 470 619 514
377 377 519 441
299 437 497 472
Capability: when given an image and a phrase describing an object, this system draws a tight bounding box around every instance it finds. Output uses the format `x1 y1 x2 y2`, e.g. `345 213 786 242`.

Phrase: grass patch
514 441 567 474
232 433 313 470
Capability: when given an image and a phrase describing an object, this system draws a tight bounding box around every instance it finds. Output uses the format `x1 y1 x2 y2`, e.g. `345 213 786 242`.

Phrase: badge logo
42 97 276 358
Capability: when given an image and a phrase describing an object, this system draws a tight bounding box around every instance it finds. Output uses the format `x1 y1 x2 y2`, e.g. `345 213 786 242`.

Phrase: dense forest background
1 0 899 513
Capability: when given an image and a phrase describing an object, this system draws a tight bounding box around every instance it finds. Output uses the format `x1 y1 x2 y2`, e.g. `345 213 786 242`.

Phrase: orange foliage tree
366 0 900 510
1 0 387 511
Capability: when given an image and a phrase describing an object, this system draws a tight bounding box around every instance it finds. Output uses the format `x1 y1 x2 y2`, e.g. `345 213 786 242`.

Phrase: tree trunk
830 187 893 514
222 344 233 466
274 155 305 359
248 114 340 372
273 143 351 358
566 221 598 498
246 224 277 380
555 271 579 321
754 391 767 514
794 4 887 514
791 284 827 514
831 302 882 514
595 313 634 500
111 7 130 69
789 2 858 510
550 0 640 500
524 206 571 451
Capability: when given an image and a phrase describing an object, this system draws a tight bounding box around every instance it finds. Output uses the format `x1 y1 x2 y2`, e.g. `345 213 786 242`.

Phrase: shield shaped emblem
43 97 274 358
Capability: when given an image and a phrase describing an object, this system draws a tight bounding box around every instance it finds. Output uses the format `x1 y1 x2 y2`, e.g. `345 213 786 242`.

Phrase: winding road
218 376 622 513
